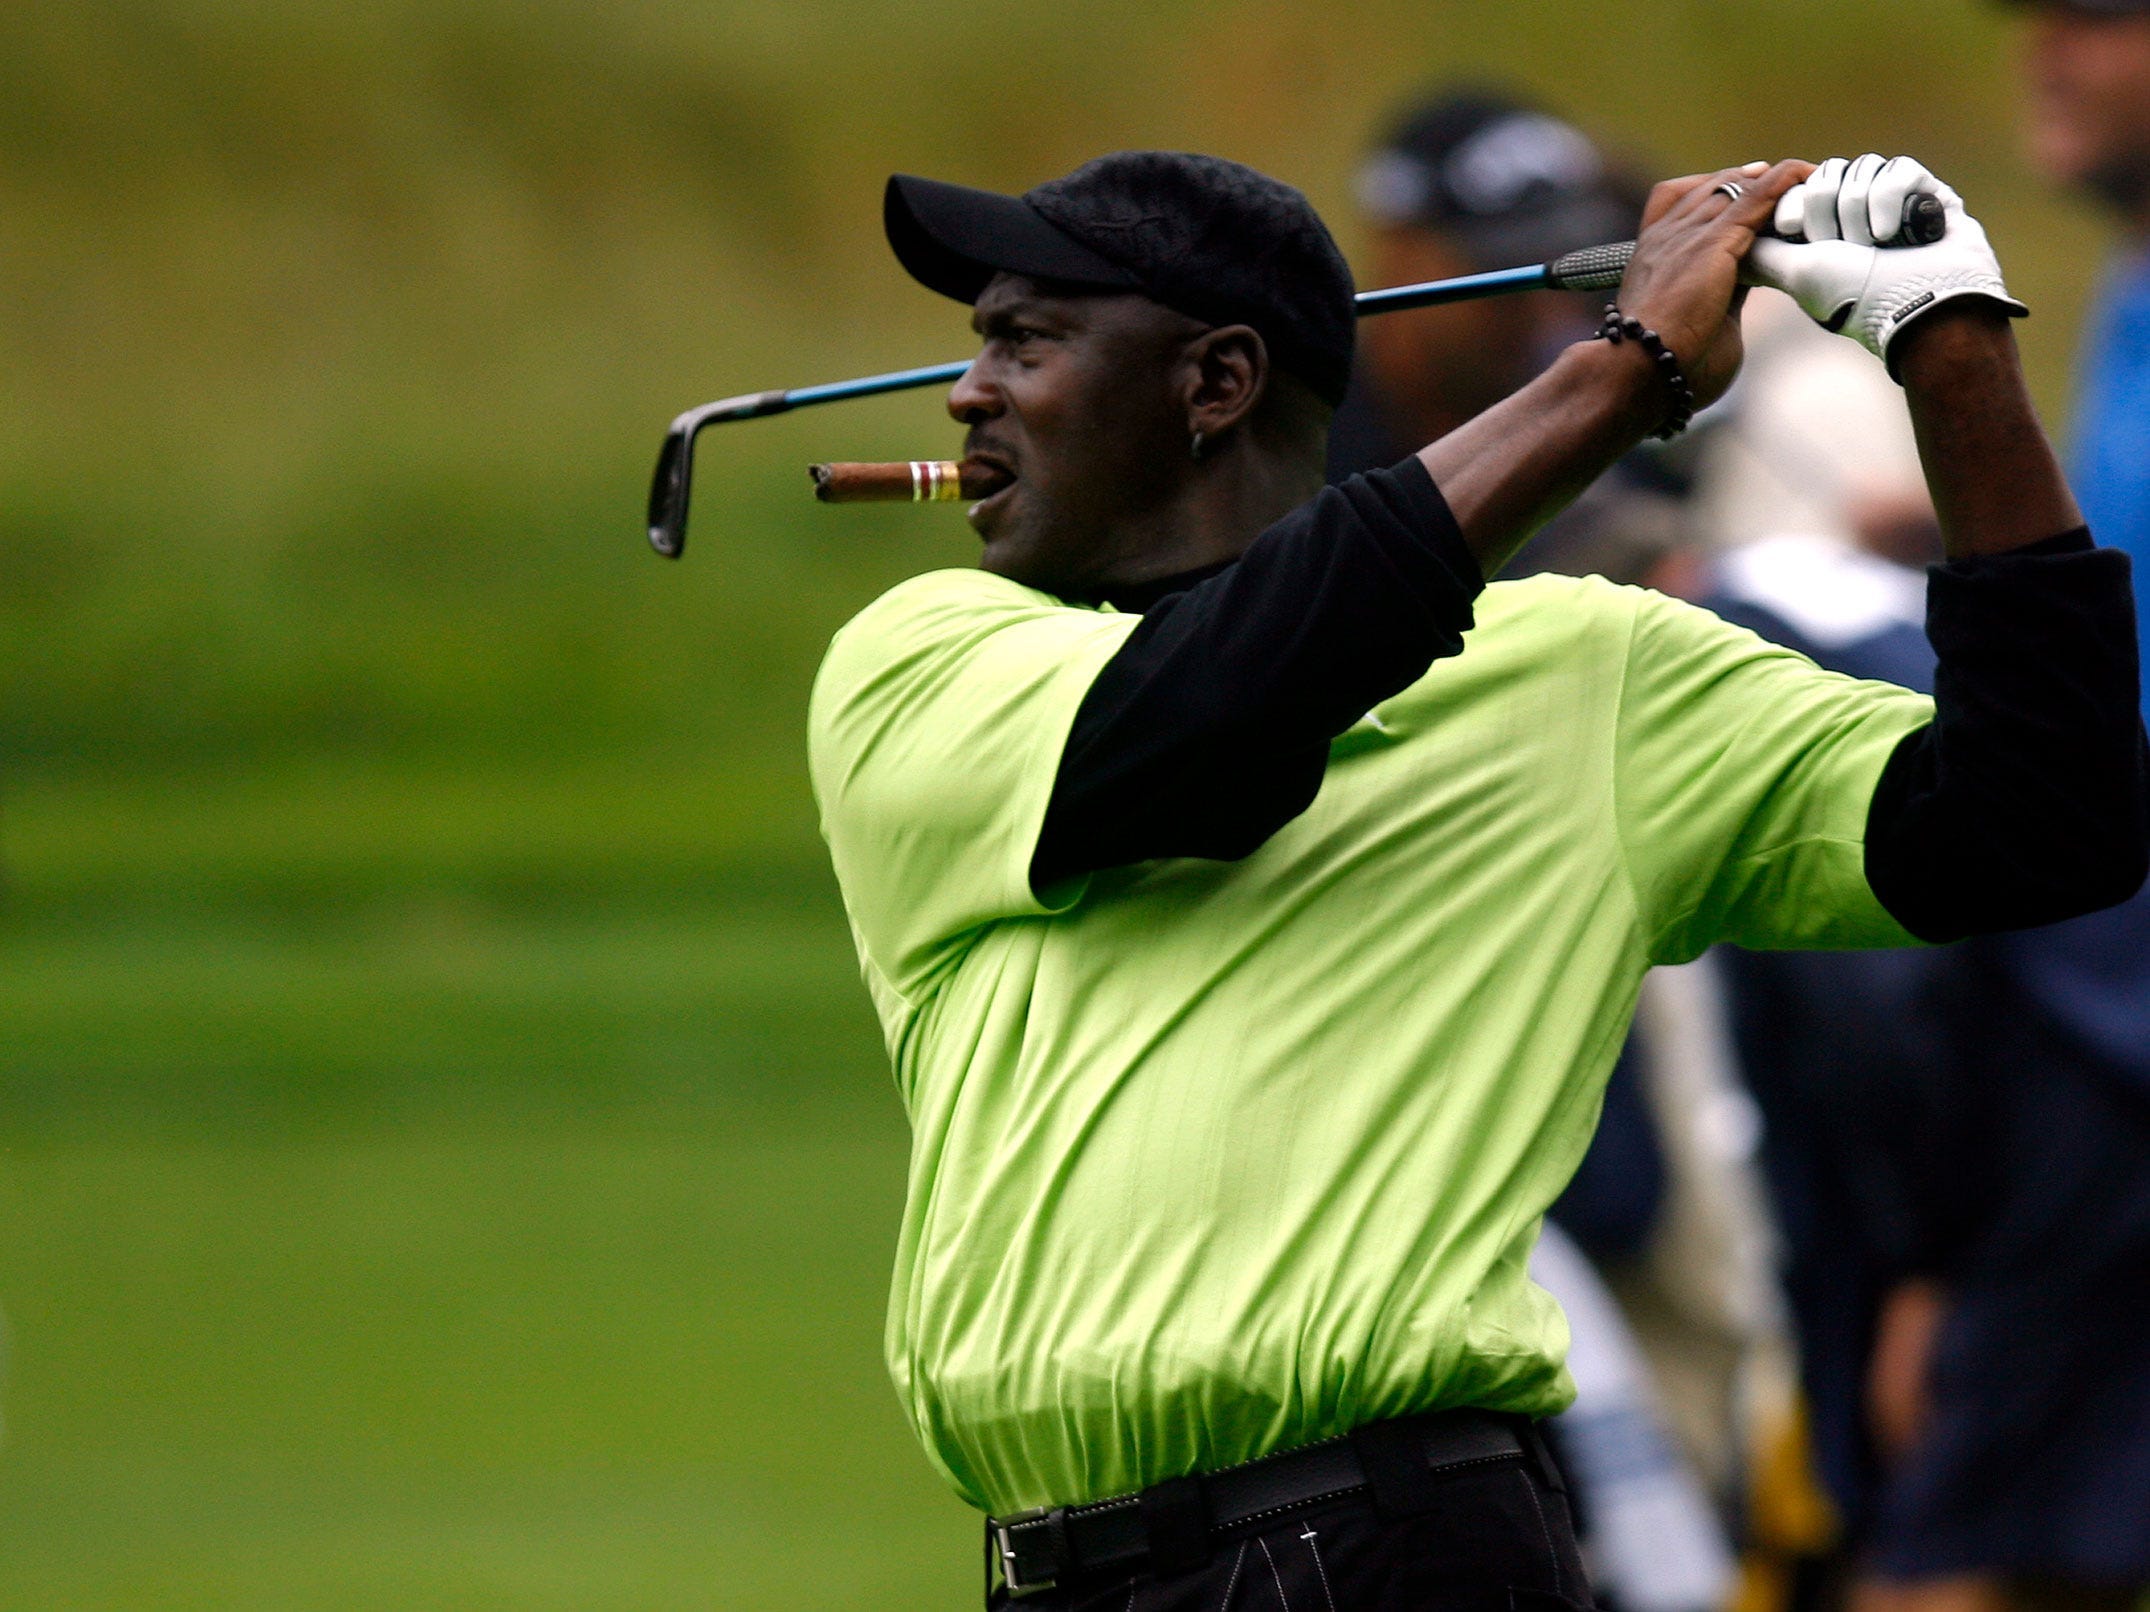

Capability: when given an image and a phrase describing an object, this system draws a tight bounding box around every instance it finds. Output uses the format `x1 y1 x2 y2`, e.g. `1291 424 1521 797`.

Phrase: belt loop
1137 1473 1213 1575
1351 1414 1443 1517
1519 1417 1568 1495
1046 1506 1073 1574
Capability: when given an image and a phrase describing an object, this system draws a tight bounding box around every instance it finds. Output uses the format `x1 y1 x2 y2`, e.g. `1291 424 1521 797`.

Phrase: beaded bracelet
1597 304 1696 441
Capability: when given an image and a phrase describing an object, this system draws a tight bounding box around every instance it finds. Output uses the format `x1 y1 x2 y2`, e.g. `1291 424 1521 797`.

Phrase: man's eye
982 323 1049 360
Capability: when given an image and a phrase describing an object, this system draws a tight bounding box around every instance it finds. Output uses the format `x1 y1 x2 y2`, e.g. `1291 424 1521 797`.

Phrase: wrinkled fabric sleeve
1613 588 1937 963
1031 459 1483 887
1863 533 2150 941
808 569 1141 999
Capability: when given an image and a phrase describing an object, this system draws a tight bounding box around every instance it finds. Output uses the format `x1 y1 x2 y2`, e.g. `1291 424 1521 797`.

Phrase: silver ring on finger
1712 180 1744 203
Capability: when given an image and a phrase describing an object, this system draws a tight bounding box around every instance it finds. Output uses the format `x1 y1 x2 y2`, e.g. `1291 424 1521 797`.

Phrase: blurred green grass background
0 1 2120 1605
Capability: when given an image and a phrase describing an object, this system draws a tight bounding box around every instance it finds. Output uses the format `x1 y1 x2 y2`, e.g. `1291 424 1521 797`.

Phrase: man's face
948 275 1206 596
2021 5 2150 212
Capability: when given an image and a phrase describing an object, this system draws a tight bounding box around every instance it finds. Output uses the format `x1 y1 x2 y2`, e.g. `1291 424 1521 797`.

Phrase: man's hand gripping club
1616 159 1818 409
1746 154 2071 559
1748 154 2028 380
1421 160 1812 575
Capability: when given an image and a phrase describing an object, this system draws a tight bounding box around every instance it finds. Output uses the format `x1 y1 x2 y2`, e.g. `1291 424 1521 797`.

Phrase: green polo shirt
808 563 1931 1516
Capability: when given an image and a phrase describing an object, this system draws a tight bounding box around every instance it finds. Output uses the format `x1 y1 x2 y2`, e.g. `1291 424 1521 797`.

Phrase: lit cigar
810 460 1010 503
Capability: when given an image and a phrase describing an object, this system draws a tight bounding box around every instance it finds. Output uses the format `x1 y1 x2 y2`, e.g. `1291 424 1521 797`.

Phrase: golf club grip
1900 190 1947 245
1772 189 1950 246
1545 191 1947 297
811 460 1003 503
1546 241 1634 292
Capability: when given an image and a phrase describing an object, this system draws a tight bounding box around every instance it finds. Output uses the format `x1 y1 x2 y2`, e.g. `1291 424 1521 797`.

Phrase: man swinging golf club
807 149 2149 1608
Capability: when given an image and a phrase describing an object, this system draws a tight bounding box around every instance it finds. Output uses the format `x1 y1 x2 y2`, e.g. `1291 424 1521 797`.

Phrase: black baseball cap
1355 89 1643 268
884 151 1357 405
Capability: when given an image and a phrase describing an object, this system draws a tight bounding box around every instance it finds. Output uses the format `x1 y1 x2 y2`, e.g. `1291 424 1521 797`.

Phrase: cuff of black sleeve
1384 453 1486 606
1923 527 2122 658
1865 524 2148 941
1944 525 2094 565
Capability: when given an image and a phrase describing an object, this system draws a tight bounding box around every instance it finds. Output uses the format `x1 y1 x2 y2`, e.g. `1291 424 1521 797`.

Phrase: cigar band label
910 461 962 502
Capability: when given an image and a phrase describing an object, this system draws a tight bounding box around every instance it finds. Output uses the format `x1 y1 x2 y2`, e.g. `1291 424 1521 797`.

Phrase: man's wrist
1894 298 2084 558
1557 334 1670 445
1890 300 2019 396
1419 328 1688 576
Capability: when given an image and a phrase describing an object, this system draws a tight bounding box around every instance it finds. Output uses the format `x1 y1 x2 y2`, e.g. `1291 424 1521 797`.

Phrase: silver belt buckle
990 1507 1057 1597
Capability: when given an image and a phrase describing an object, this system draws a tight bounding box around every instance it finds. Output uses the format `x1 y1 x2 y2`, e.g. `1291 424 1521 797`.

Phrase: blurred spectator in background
1332 88 1758 1612
2011 1 2150 1192
1331 87 1634 463
1832 4 2150 1605
1329 88 1691 588
1691 80 2150 1587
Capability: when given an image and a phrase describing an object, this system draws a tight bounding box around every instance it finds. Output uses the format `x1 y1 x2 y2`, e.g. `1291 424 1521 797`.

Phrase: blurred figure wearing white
1529 1218 1738 1612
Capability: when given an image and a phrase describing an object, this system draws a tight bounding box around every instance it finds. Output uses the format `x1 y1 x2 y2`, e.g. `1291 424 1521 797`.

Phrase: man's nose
946 360 999 424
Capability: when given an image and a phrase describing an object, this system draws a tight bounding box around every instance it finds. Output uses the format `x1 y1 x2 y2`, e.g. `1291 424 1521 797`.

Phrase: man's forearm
1896 307 2083 557
1862 305 2147 939
1417 337 1663 579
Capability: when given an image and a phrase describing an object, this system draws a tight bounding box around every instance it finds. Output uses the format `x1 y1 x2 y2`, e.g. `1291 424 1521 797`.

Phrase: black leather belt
987 1407 1536 1596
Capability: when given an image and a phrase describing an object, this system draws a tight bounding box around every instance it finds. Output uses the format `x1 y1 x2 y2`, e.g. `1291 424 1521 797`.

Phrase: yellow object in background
1735 1399 1843 1612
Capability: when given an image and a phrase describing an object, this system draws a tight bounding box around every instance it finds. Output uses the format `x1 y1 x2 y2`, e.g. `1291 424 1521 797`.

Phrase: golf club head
646 390 795 558
647 424 693 558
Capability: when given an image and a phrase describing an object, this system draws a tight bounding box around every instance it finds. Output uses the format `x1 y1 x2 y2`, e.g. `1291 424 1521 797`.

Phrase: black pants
986 1456 1590 1611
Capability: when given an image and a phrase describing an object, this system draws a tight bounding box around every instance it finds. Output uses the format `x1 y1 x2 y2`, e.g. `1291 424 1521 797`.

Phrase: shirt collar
1081 558 1238 615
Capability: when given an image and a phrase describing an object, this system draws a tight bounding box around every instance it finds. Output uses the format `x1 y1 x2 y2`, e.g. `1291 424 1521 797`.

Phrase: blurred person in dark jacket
2006 3 2150 1119
1701 258 2150 1607
1965 5 2150 1604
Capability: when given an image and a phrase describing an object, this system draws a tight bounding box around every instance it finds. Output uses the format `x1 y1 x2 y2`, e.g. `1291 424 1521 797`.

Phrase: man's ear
1183 325 1269 442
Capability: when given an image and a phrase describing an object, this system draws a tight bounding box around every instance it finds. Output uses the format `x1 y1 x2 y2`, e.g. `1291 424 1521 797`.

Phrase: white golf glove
1746 154 2026 379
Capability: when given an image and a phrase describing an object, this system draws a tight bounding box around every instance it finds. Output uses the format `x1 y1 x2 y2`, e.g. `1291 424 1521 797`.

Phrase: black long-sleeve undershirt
1030 462 2150 942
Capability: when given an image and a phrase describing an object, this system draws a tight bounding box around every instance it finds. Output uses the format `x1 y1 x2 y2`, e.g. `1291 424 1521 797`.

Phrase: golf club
647 194 1945 557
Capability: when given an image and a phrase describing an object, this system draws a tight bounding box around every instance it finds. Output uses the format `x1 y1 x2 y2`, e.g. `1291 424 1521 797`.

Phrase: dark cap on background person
1355 89 1644 268
884 152 1358 405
